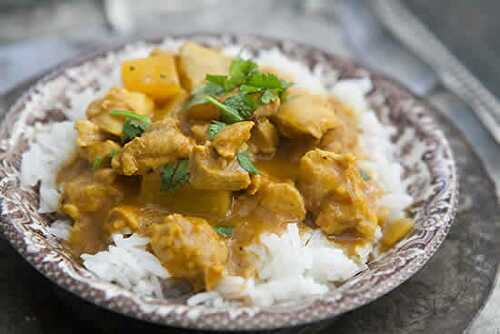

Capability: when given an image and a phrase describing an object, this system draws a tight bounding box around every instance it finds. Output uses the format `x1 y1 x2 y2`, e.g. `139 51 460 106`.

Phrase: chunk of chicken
150 214 228 291
212 121 254 159
112 118 193 175
86 87 154 136
178 42 231 91
80 140 121 165
253 99 280 118
75 120 106 147
273 92 337 139
297 149 379 239
257 181 306 221
60 169 123 220
190 123 210 143
249 118 279 155
319 97 359 154
189 144 251 191
106 205 165 234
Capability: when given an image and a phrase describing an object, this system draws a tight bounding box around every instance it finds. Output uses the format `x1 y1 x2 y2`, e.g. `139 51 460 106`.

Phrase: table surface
1 0 499 333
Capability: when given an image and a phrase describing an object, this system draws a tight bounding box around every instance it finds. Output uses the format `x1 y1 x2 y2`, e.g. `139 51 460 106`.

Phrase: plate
0 34 457 331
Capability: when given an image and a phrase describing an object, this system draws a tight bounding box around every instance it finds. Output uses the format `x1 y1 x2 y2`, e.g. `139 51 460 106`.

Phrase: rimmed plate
0 34 457 331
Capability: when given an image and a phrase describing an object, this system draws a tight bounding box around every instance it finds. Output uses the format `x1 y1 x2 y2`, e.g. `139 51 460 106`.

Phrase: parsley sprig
207 120 226 140
214 226 233 237
110 109 151 143
236 151 259 175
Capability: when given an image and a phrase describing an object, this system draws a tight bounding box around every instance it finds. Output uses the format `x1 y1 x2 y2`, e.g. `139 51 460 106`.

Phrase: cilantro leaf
110 109 151 126
161 159 190 192
92 155 103 171
121 119 148 143
260 89 279 104
247 72 285 90
236 151 259 175
204 96 244 123
239 84 262 94
206 74 227 87
224 57 258 91
214 226 233 237
207 120 226 140
183 82 225 111
223 94 257 119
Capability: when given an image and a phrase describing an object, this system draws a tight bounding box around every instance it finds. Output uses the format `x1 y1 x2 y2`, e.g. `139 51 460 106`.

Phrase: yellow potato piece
381 218 415 248
121 52 181 100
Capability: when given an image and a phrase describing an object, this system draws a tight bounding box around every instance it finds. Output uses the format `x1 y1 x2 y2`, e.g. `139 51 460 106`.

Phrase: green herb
260 89 279 104
214 226 233 237
359 168 370 181
206 74 227 87
239 84 262 94
91 155 103 171
161 159 190 192
183 82 225 111
111 109 151 143
224 57 258 91
223 94 257 119
236 151 259 175
204 96 244 123
207 120 226 140
110 109 151 126
121 119 149 143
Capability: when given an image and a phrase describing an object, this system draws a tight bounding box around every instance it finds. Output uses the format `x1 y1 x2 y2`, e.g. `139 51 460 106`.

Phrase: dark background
0 0 499 333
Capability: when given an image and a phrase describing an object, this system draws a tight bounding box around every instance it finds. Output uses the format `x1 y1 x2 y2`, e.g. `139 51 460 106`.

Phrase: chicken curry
57 42 414 292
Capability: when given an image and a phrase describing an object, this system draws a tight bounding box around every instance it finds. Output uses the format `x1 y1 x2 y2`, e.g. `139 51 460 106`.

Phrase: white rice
81 234 169 298
20 43 413 306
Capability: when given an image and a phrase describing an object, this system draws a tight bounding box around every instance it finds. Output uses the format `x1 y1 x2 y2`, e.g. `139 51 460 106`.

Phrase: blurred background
1 1 500 333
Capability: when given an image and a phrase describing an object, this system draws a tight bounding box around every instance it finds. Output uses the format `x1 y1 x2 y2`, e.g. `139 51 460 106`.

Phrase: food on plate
21 41 414 307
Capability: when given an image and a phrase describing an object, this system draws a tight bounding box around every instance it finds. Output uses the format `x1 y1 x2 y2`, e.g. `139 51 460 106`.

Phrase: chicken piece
121 50 181 100
75 120 106 147
80 140 121 165
86 87 154 136
249 118 279 155
150 214 228 290
315 196 378 239
112 118 192 175
212 121 254 159
253 99 280 118
190 123 210 143
106 205 166 234
319 97 359 154
273 92 337 139
60 170 123 219
189 144 251 191
297 149 379 239
257 181 306 221
178 42 231 91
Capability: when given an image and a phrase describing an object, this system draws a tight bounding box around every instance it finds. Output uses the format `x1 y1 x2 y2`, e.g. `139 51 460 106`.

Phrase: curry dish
56 42 414 292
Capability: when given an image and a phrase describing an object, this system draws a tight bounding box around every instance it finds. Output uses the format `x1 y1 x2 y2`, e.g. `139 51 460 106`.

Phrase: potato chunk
150 214 228 290
189 144 251 191
86 87 154 136
141 171 232 219
178 42 231 91
273 92 337 139
112 118 192 175
212 121 254 159
121 50 181 100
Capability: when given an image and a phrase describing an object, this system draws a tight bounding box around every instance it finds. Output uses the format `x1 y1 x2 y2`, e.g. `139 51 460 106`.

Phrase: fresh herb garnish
161 159 190 192
236 151 259 175
260 89 279 104
214 226 233 237
207 120 226 140
183 82 225 111
111 109 151 143
92 155 103 171
223 94 257 119
223 57 258 91
204 96 244 123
